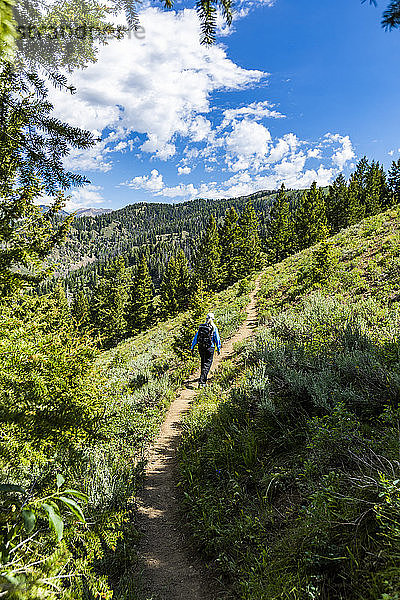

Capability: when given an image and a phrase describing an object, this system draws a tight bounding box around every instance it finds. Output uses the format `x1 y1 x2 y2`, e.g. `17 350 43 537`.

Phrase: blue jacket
191 324 221 352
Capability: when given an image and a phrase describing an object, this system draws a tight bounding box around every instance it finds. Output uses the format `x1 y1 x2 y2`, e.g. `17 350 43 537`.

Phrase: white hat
206 312 215 320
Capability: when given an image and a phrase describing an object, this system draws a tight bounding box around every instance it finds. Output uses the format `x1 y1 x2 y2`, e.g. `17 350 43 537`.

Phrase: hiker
191 312 221 388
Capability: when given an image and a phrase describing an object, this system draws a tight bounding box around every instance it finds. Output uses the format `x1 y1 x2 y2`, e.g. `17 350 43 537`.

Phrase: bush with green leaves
0 475 87 598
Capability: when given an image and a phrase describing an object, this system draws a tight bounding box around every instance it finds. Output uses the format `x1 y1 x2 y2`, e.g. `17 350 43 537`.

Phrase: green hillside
44 190 279 292
179 206 400 599
0 271 255 598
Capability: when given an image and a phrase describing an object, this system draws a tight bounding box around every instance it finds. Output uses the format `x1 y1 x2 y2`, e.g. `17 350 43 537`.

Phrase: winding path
135 278 261 600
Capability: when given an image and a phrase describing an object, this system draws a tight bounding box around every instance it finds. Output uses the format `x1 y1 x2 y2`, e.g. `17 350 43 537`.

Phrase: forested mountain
44 155 400 299
74 208 114 217
44 189 279 293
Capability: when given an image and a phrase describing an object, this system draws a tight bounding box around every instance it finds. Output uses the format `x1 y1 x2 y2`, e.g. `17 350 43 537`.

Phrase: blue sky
49 0 400 211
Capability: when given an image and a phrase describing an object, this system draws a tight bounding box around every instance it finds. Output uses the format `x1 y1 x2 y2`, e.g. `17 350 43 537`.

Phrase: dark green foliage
0 294 101 449
71 289 90 329
159 249 193 318
196 214 221 290
295 181 329 250
388 158 400 205
89 256 130 347
345 157 389 226
0 66 95 295
48 190 275 297
159 255 179 317
297 239 338 288
238 201 262 278
347 172 367 226
195 0 232 44
381 0 400 29
326 173 349 233
0 67 94 194
220 207 241 287
365 159 388 214
126 254 154 334
267 183 294 261
0 290 141 599
175 248 193 310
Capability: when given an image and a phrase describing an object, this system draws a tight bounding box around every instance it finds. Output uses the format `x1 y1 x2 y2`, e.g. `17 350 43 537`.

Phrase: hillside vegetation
0 274 254 598
179 206 400 600
44 191 276 290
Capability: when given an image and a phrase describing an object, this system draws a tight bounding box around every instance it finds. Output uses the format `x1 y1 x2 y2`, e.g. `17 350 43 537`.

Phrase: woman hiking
191 312 221 388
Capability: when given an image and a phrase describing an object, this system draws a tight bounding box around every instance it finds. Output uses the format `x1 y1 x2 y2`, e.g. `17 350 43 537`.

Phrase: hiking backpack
197 323 213 350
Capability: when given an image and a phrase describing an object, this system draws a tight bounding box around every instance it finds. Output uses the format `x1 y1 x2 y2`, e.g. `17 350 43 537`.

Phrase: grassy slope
83 276 256 598
178 207 400 600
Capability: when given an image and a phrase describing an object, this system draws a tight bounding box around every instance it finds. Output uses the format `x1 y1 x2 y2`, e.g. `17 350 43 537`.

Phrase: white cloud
265 133 300 165
113 141 128 152
125 169 198 198
307 148 322 159
225 119 272 170
128 169 165 192
178 166 192 175
66 184 107 212
324 133 355 170
63 141 112 173
125 129 354 202
234 0 276 20
48 4 356 207
220 100 284 129
49 7 266 170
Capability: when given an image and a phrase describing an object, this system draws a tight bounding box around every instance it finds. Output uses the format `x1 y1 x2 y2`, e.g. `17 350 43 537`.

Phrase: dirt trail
135 278 261 600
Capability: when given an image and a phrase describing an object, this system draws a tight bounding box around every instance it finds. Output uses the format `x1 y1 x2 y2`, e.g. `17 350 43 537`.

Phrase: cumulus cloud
49 7 266 170
325 133 355 170
220 100 284 129
128 169 165 193
225 119 272 170
178 166 192 175
48 4 356 209
66 184 107 212
125 170 198 198
124 129 355 202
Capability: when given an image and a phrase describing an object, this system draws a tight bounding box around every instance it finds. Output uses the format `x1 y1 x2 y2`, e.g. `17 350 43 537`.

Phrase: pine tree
175 249 192 310
159 255 179 317
365 160 387 216
238 201 261 277
388 159 400 206
89 256 130 348
345 157 370 225
326 174 349 233
267 184 294 262
298 239 337 287
0 0 17 60
219 207 241 287
46 282 72 331
126 254 154 334
347 175 366 226
295 182 329 251
195 215 221 291
71 290 90 330
0 66 95 296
